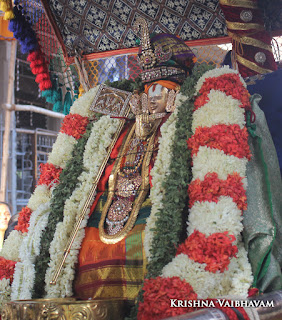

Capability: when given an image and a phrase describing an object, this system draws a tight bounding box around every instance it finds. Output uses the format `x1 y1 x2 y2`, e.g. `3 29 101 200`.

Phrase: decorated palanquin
1 2 282 320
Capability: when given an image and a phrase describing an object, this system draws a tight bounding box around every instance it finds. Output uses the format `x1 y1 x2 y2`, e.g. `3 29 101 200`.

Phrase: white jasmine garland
162 253 222 299
47 133 77 169
0 230 24 262
11 202 51 300
10 262 22 301
195 66 246 93
210 243 253 298
11 261 35 300
144 106 178 261
192 146 248 186
27 184 51 211
45 116 120 298
192 90 246 133
70 86 100 117
0 278 11 310
187 196 243 239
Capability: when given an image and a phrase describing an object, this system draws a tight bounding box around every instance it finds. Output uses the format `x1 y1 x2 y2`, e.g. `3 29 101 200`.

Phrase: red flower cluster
138 276 197 320
176 230 238 273
194 73 251 111
60 113 89 140
188 124 251 160
14 206 33 233
37 163 62 187
0 257 16 283
188 172 247 211
27 49 52 91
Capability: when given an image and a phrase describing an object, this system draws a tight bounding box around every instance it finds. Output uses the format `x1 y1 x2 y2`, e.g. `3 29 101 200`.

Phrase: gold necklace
99 121 159 244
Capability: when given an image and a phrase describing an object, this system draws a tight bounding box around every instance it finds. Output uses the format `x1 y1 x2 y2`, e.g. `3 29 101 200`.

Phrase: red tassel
35 73 49 83
30 65 46 75
27 50 41 62
39 80 52 91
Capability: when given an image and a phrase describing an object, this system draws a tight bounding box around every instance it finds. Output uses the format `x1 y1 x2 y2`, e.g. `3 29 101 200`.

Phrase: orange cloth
144 80 180 94
0 16 14 39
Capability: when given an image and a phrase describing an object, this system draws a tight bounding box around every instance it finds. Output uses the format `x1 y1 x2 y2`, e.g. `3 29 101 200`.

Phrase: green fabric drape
243 94 282 292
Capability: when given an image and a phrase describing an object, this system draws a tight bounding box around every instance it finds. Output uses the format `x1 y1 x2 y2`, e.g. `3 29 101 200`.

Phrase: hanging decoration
7 2 74 114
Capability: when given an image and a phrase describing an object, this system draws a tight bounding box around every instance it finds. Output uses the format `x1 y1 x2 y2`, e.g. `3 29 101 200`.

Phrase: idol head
134 17 196 85
147 83 169 114
0 202 11 233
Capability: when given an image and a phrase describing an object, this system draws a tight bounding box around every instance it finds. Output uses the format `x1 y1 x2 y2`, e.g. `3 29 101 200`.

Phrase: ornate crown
133 17 196 84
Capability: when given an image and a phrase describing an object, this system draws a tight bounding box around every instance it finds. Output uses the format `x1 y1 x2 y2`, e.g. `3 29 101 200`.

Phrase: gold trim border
219 0 258 9
226 21 264 31
229 32 273 52
236 54 274 74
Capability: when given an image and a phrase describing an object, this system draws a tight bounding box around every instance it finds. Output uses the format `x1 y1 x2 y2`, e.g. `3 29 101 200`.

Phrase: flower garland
45 116 120 298
137 66 253 319
138 277 197 320
144 108 178 261
32 122 93 298
11 202 51 300
1 87 99 304
0 257 16 310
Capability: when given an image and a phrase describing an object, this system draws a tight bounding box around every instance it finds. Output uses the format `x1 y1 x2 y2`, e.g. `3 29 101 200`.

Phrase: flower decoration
37 163 62 187
14 206 32 233
138 276 197 320
188 172 247 211
27 49 52 91
188 124 251 160
60 113 89 140
176 230 238 273
194 73 251 111
0 257 16 283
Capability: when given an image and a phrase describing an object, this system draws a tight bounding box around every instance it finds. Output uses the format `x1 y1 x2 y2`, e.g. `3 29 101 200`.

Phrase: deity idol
1 17 281 320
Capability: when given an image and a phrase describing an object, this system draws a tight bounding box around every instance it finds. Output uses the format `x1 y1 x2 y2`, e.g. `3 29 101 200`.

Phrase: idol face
148 84 169 114
0 204 11 232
